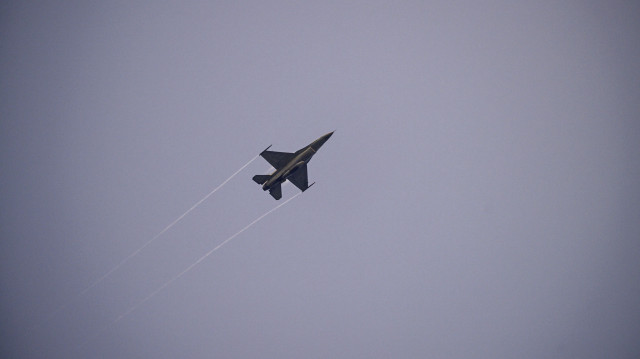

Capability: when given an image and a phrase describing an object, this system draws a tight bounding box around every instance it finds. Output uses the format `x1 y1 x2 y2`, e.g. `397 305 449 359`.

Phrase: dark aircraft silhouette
253 131 334 200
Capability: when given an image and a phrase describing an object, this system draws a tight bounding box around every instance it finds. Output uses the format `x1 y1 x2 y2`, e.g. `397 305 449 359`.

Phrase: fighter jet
252 131 334 200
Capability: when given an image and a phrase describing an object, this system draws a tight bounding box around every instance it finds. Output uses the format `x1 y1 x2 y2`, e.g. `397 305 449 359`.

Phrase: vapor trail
80 154 259 295
114 192 301 323
32 155 258 333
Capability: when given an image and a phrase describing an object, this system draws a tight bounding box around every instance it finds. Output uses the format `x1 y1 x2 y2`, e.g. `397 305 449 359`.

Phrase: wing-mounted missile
302 182 315 192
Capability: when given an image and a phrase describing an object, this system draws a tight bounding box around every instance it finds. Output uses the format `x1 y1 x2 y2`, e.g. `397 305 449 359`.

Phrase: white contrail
114 192 301 323
32 155 259 334
81 154 259 295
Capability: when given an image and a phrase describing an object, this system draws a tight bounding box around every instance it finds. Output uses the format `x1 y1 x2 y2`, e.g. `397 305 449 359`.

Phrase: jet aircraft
253 131 334 200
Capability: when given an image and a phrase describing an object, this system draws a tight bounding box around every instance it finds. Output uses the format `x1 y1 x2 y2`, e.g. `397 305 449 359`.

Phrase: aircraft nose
322 131 334 142
311 131 334 150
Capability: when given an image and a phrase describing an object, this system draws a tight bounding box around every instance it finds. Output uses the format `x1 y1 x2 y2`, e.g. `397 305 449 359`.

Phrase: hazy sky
2 1 639 358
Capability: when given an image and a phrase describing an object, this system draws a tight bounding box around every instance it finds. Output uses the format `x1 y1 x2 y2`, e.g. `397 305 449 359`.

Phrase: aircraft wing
261 150 295 170
287 164 309 192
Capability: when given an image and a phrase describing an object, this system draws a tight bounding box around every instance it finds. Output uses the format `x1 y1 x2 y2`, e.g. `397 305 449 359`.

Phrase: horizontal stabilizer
252 175 270 185
269 183 282 200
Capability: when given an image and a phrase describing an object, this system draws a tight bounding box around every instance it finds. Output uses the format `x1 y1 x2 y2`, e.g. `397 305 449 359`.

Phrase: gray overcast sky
1 1 639 358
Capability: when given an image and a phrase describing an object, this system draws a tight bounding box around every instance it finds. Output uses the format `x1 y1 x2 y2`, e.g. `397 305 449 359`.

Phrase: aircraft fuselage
253 131 333 200
263 147 315 191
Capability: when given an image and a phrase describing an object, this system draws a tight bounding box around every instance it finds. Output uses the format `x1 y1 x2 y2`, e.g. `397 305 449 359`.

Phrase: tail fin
253 175 270 185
